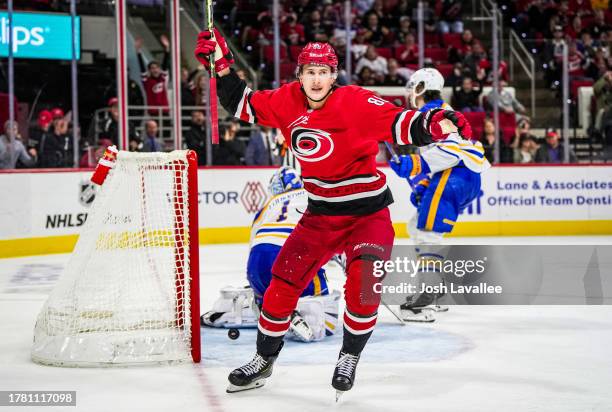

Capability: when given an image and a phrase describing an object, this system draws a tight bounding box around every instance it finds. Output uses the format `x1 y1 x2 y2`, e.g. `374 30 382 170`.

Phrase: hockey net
31 150 200 366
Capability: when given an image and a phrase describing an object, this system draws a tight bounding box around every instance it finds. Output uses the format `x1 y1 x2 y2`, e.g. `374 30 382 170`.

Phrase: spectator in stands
446 63 466 88
181 68 196 107
543 25 566 89
449 29 480 64
452 77 484 112
479 118 512 163
142 120 164 152
355 45 388 82
566 15 582 39
350 28 370 61
357 66 378 86
184 110 207 164
579 32 601 78
0 120 36 169
282 13 306 45
129 138 142 152
135 36 170 116
395 16 413 45
28 109 52 155
590 9 610 39
594 70 612 142
382 58 409 86
245 126 281 166
535 130 577 163
438 0 464 34
480 118 497 163
363 11 392 47
511 119 538 164
100 97 120 146
396 33 418 66
486 80 528 120
37 118 73 168
305 9 331 42
512 135 538 164
214 119 245 165
322 3 342 29
463 42 489 80
567 40 589 80
193 72 209 107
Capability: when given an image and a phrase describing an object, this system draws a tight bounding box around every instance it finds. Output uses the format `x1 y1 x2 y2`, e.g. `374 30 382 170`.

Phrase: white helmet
406 68 444 109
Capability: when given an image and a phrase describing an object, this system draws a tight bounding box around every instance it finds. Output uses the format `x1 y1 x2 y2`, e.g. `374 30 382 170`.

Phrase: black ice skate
332 351 361 401
227 350 280 393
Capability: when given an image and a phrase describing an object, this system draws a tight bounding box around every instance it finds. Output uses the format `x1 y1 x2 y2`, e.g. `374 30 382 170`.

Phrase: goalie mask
268 166 303 196
406 68 444 109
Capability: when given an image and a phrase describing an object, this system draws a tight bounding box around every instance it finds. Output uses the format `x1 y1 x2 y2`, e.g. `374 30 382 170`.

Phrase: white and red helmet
297 42 338 72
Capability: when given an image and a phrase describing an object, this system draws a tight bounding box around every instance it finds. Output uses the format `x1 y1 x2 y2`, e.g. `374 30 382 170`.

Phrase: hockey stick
205 0 219 144
384 141 418 193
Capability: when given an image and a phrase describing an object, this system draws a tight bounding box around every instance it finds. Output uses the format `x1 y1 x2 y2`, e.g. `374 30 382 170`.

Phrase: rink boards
0 165 611 257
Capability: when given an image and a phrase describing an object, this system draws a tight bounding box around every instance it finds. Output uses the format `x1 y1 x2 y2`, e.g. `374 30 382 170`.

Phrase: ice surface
1 237 611 411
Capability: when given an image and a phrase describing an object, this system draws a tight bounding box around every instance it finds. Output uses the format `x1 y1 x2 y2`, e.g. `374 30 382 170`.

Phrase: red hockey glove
426 109 473 141
194 28 235 74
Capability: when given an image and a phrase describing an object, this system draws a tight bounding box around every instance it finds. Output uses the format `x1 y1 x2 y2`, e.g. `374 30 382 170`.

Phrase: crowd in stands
511 0 612 148
4 0 612 170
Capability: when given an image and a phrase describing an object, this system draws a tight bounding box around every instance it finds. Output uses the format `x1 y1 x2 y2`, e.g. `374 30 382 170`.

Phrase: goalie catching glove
194 28 235 74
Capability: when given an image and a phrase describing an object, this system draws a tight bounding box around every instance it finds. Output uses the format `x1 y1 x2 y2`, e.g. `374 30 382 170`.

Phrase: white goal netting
32 150 199 367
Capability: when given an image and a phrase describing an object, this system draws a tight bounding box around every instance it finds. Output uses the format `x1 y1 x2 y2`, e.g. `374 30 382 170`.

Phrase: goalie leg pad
201 286 257 328
287 290 341 342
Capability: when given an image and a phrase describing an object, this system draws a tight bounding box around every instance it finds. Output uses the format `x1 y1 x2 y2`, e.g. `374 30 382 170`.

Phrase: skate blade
335 390 344 403
226 379 266 393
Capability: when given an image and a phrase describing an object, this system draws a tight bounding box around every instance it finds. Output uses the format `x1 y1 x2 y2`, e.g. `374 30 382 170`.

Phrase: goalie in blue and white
201 166 340 342
389 68 491 322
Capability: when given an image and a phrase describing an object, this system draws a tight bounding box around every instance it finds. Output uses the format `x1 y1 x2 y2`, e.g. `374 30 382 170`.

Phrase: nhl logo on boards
79 180 97 207
291 127 334 162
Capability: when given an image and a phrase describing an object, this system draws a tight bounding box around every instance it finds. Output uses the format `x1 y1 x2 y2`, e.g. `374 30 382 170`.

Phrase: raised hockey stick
205 0 219 144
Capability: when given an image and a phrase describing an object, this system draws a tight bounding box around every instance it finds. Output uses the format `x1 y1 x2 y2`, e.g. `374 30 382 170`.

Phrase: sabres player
201 166 340 343
194 30 471 398
389 68 490 322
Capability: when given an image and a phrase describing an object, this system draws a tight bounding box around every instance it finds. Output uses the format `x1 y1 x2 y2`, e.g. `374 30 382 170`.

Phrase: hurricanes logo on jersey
290 127 334 162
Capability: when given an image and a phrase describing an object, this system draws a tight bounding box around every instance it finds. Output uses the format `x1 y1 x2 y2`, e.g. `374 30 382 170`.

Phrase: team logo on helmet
290 127 334 162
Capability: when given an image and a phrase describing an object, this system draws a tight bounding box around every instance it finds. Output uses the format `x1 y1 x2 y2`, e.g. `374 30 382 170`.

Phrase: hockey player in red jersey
194 30 471 398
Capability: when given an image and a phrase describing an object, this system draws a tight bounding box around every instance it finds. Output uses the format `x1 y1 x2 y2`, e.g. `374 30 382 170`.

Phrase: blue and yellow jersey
417 99 491 175
250 188 307 248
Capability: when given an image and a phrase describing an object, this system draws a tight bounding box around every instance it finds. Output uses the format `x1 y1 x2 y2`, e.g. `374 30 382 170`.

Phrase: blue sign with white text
0 11 80 60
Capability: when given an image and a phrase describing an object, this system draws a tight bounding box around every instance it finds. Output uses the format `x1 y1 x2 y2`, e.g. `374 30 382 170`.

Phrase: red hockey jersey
142 72 169 115
234 82 421 215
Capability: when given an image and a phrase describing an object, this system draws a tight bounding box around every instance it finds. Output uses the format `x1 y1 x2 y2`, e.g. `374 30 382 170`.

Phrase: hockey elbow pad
217 69 248 117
